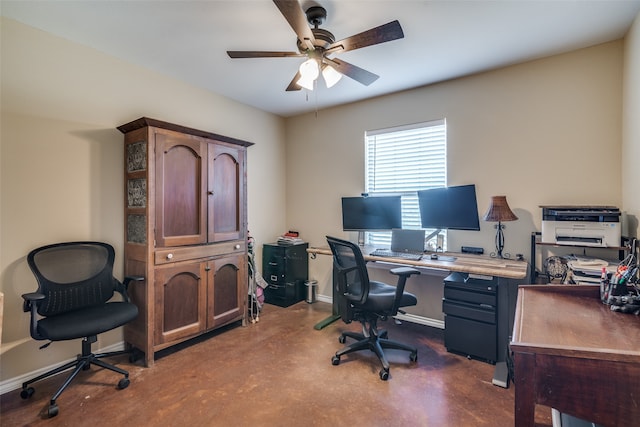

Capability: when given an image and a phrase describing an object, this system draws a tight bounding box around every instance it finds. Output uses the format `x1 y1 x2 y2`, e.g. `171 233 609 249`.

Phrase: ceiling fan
227 0 404 91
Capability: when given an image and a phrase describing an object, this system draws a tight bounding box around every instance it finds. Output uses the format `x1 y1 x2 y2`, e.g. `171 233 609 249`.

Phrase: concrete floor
1 301 553 426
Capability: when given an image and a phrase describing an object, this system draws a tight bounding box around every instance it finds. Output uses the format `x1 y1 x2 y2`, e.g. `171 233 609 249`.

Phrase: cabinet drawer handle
166 253 174 260
234 244 241 250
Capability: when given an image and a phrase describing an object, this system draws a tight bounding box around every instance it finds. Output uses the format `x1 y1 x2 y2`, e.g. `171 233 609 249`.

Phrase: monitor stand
357 231 365 247
425 228 442 243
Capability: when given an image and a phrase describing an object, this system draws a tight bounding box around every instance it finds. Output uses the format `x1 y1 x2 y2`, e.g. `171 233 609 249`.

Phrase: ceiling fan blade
326 58 379 86
227 51 304 58
285 71 302 91
273 0 316 50
327 20 404 54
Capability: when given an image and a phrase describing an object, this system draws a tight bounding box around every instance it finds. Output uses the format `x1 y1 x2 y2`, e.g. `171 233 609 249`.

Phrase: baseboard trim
0 342 125 396
316 294 332 304
395 312 445 329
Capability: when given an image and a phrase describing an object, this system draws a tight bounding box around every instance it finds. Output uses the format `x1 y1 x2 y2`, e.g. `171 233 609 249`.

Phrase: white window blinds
365 119 447 246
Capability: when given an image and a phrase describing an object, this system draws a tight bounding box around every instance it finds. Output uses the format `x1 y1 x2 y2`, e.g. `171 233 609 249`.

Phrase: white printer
541 206 621 247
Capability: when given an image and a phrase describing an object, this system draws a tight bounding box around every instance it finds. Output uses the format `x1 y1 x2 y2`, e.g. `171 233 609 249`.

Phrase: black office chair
20 241 142 418
326 236 420 380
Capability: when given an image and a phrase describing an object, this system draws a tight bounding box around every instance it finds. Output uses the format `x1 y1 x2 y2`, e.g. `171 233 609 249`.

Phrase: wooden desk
510 285 640 427
307 246 528 279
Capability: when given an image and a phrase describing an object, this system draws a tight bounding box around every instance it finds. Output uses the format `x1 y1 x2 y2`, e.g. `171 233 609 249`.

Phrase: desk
308 246 528 279
307 245 527 327
308 246 528 386
510 285 640 427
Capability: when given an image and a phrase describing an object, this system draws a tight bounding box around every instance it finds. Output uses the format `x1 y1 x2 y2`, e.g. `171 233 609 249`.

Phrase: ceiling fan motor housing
297 28 335 52
296 6 335 52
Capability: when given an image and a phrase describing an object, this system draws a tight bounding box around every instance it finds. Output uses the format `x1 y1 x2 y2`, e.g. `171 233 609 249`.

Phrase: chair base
20 337 131 418
331 319 417 380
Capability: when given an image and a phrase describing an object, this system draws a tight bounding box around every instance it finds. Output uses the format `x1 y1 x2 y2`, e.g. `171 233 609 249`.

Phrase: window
365 119 447 247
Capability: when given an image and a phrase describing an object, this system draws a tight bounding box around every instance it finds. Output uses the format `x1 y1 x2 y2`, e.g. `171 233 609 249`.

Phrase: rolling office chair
20 241 142 418
326 236 420 380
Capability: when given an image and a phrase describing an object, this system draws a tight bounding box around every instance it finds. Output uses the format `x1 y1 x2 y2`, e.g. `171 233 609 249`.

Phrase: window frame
364 119 447 248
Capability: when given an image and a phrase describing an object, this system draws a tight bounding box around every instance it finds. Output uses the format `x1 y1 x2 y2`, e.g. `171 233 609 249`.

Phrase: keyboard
369 249 423 261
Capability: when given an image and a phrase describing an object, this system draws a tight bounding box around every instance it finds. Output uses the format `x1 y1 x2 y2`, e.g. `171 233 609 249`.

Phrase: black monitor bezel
341 195 403 231
417 184 481 231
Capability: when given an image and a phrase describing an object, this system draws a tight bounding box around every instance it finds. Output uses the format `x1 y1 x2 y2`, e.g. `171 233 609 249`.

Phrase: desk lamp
483 196 518 259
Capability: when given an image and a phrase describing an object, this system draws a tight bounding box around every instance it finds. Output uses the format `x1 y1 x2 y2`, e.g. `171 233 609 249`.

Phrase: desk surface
512 285 640 360
307 246 528 280
510 285 640 427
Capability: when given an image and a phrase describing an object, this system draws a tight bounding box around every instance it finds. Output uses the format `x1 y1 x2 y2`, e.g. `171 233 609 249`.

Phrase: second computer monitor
417 184 481 231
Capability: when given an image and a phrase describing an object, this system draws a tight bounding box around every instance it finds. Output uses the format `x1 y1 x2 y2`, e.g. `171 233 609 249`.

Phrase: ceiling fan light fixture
297 58 320 90
296 75 316 91
322 64 342 88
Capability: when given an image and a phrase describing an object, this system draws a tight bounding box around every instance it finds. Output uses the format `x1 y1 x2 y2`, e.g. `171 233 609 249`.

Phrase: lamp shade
322 64 342 88
297 58 319 90
483 196 518 222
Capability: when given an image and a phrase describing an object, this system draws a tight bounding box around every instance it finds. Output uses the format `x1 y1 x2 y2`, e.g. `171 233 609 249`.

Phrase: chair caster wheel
338 335 346 344
379 369 389 381
20 387 35 399
331 355 340 365
47 404 59 418
410 352 418 362
117 378 130 390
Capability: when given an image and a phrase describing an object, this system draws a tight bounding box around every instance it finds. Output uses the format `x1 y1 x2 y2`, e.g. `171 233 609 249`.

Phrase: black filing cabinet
263 242 308 307
443 272 498 364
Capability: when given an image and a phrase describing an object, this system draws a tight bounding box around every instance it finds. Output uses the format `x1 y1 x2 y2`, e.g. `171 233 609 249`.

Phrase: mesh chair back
27 242 117 317
326 236 370 306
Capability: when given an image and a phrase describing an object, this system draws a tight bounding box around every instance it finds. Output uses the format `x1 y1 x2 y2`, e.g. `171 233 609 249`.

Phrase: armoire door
155 261 207 344
208 143 245 243
207 254 245 329
155 130 208 247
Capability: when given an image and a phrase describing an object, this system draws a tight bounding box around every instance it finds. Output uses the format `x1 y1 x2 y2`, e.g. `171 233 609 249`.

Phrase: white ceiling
2 0 640 117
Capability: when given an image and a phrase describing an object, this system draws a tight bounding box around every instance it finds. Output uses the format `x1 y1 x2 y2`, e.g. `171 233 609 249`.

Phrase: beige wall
2 10 638 388
623 13 640 241
0 18 287 384
285 41 625 314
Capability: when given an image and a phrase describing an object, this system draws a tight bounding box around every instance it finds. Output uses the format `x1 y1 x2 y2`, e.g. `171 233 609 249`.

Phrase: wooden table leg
513 351 536 427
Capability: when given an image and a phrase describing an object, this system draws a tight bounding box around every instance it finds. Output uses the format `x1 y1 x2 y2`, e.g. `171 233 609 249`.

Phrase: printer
541 205 621 247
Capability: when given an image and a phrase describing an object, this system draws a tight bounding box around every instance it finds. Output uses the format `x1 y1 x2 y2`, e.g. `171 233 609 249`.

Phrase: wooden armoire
117 117 253 366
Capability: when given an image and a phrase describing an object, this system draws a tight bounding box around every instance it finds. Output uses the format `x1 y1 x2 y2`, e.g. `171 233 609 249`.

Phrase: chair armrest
336 265 367 303
389 267 420 313
123 275 145 288
117 276 144 303
22 292 45 340
22 292 45 312
390 267 420 278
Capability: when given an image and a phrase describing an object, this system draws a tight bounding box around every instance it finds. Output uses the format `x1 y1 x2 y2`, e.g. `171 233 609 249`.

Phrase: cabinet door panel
207 254 245 329
155 262 206 344
156 131 207 247
208 143 245 242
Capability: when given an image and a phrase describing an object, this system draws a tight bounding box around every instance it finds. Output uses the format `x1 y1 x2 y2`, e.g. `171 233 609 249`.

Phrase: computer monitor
417 184 481 241
342 195 402 245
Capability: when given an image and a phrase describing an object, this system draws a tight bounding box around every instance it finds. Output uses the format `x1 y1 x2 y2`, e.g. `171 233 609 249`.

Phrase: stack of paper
568 258 617 285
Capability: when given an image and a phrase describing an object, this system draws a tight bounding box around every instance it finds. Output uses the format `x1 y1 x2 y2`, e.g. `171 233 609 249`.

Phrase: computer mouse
430 254 439 260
